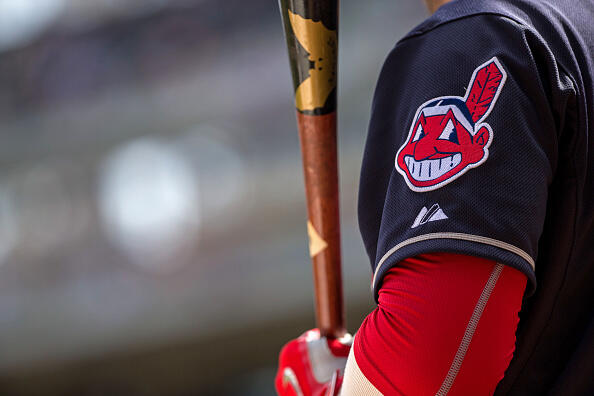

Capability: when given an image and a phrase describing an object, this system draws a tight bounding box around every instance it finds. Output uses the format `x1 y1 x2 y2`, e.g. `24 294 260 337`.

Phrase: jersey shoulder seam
397 12 529 47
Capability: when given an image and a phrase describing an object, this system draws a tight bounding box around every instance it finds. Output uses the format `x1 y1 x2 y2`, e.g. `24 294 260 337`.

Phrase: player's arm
350 7 559 396
341 253 527 395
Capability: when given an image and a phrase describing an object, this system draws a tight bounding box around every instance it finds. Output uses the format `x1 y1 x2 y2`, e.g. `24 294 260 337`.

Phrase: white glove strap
305 331 351 383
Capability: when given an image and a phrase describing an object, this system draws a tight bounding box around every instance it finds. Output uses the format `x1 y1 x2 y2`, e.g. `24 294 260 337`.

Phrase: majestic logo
412 203 448 228
395 57 507 191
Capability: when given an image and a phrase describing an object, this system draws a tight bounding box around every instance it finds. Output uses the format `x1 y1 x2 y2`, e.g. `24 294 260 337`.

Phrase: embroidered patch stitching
395 57 507 192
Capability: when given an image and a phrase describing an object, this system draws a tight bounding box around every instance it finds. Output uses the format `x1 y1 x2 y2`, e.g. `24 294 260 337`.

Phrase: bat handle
297 111 345 339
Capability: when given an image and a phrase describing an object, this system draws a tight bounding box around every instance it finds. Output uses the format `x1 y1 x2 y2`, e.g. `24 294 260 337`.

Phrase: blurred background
0 0 426 394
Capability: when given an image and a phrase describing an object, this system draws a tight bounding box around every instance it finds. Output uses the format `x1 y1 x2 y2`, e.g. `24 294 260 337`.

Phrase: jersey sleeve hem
371 233 536 302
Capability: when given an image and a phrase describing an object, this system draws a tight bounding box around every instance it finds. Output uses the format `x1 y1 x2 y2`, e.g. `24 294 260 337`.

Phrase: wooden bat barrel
278 0 345 338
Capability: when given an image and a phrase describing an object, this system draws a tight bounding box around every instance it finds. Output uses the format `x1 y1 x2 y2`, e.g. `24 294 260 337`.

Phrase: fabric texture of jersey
358 0 594 394
349 253 526 395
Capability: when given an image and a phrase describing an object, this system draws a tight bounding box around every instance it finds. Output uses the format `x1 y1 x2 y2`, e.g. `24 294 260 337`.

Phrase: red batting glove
275 329 352 396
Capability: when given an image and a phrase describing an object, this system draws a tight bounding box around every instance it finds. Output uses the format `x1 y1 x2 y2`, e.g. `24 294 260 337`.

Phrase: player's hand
275 328 352 396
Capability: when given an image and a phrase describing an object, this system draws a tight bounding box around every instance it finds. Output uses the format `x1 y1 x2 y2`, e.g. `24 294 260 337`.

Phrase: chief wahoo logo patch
395 57 507 192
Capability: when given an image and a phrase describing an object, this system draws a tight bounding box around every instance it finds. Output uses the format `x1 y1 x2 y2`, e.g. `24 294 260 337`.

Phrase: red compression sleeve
354 253 527 395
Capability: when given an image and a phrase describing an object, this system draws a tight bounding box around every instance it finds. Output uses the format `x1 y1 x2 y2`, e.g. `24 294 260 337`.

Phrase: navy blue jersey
358 0 594 393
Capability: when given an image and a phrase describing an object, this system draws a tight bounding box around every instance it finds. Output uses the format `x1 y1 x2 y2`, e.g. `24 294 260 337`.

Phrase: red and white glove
275 329 352 396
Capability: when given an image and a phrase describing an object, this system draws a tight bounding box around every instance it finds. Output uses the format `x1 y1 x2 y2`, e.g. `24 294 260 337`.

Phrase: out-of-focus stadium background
0 0 426 394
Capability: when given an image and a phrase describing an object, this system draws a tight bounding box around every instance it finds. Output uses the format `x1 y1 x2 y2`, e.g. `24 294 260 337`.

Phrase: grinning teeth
404 153 462 181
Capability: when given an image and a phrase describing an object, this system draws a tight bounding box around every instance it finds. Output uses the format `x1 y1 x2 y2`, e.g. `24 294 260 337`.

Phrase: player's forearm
342 253 527 395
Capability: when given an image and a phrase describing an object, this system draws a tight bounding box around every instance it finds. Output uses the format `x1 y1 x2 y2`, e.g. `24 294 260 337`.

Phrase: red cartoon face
395 58 506 192
396 108 492 190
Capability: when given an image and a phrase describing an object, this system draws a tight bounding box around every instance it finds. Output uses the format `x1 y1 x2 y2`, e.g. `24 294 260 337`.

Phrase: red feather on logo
465 60 505 123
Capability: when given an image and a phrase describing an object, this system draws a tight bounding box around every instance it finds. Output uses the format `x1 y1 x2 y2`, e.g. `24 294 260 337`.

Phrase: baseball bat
278 0 345 338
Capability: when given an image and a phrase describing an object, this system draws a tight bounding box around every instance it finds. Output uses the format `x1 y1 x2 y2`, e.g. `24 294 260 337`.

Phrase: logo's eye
438 120 459 144
412 124 425 142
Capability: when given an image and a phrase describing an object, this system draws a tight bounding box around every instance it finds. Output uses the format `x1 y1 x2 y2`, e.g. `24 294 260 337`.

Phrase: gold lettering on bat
288 11 337 111
307 220 328 257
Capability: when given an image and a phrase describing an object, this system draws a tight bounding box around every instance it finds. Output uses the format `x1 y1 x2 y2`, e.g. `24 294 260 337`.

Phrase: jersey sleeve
359 14 558 300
